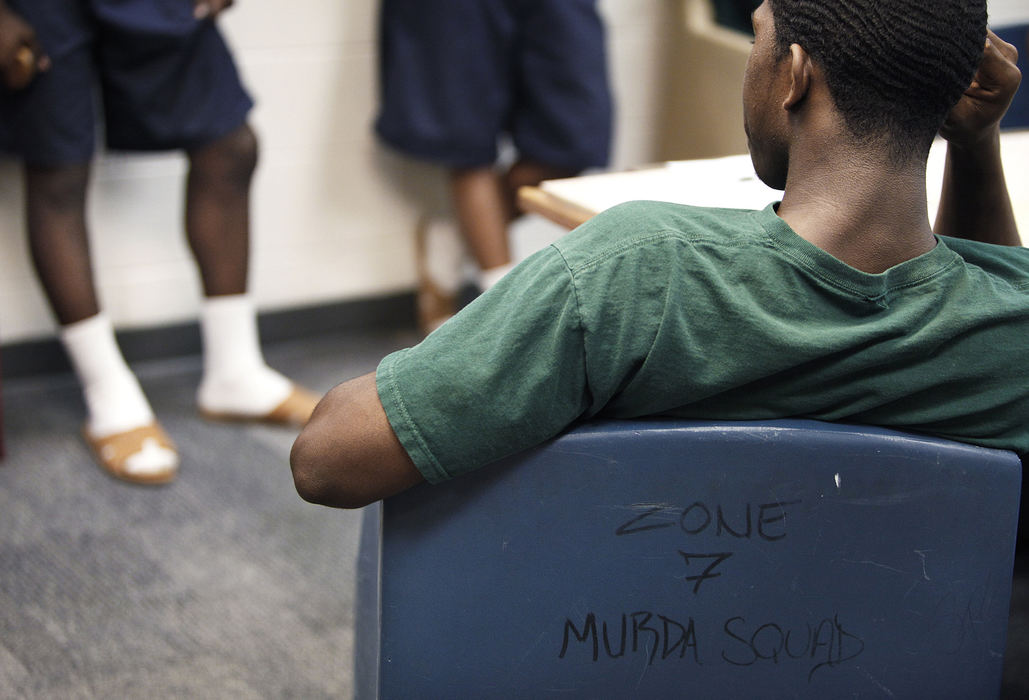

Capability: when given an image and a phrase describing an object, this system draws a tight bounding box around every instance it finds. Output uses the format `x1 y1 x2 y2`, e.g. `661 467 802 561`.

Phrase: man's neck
776 144 937 274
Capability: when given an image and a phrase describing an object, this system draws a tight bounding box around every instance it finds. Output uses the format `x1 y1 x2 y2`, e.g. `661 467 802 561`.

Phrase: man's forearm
934 128 1020 246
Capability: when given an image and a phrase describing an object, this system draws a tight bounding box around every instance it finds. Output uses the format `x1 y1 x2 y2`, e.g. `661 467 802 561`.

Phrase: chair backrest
355 419 1021 699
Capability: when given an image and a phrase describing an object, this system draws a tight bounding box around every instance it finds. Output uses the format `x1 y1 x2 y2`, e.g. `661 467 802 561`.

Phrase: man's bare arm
290 372 425 509
935 30 1021 245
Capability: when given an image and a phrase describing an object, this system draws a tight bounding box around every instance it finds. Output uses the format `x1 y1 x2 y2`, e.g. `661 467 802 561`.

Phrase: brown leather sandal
82 422 179 485
199 384 321 428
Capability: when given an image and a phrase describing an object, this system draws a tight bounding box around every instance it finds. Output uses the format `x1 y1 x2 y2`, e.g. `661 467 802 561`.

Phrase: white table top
536 130 1029 245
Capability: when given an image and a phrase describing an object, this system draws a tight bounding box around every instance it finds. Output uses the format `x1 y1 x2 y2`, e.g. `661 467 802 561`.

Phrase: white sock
478 262 515 291
197 294 292 416
62 314 177 477
61 314 156 438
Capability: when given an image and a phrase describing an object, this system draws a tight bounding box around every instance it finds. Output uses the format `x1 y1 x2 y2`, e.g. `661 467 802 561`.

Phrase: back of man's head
769 0 988 160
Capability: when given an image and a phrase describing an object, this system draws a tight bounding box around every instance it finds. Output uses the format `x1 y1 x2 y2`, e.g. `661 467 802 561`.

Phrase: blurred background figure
709 0 761 33
375 0 613 333
0 0 317 485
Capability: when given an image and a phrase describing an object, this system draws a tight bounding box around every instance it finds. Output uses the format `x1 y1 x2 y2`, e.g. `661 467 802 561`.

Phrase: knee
190 124 259 186
25 164 90 214
221 124 259 177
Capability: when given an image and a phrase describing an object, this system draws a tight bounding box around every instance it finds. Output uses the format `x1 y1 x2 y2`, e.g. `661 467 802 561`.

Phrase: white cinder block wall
991 0 1029 27
2 0 1023 345
0 0 683 345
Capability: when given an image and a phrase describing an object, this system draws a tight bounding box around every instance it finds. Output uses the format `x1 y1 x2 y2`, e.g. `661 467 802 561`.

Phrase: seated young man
291 0 1027 511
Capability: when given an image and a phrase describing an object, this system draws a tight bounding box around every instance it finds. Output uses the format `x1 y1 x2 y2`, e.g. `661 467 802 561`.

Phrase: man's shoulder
939 236 1029 287
554 201 774 270
577 199 768 234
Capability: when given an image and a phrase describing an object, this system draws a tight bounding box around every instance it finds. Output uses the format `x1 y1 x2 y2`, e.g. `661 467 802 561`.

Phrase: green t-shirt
378 202 1029 483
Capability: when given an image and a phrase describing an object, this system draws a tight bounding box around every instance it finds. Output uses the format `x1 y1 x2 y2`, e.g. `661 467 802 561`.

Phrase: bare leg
24 163 99 325
420 159 586 331
187 124 318 424
450 166 512 271
449 159 582 293
184 123 256 297
24 162 176 480
450 159 580 270
411 168 507 335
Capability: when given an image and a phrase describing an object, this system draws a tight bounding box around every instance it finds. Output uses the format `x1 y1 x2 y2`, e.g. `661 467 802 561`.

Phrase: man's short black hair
769 0 988 159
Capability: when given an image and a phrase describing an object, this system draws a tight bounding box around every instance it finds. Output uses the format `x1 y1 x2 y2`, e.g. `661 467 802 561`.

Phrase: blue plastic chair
355 419 1021 699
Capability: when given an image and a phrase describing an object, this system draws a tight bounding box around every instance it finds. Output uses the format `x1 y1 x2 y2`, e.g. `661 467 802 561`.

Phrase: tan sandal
83 422 179 485
199 384 321 428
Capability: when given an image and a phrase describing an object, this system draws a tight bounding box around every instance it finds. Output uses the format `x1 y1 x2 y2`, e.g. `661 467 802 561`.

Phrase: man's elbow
289 430 377 509
288 372 425 508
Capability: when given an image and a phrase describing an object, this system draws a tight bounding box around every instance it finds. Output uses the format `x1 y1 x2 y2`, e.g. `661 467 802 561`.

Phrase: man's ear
783 43 813 111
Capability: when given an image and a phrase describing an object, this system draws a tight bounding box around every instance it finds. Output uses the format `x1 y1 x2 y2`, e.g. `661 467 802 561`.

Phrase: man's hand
0 4 49 90
193 0 235 20
934 30 1021 245
939 29 1021 149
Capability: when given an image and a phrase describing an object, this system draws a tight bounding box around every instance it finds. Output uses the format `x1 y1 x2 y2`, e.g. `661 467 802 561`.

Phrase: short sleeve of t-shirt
376 201 782 483
376 242 592 483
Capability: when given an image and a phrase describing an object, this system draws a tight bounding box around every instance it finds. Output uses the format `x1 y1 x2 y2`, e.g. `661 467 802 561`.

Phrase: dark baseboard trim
1 292 416 379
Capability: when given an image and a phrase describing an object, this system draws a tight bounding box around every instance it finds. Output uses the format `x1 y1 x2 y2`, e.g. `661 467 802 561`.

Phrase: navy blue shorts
0 0 253 166
375 0 612 171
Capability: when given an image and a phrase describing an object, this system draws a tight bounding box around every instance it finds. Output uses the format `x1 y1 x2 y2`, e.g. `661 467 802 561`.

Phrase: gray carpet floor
0 328 417 699
0 326 1027 698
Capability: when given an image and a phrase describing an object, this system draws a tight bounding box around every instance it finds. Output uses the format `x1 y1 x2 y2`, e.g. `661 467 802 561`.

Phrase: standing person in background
375 0 613 333
710 0 762 34
0 0 318 485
